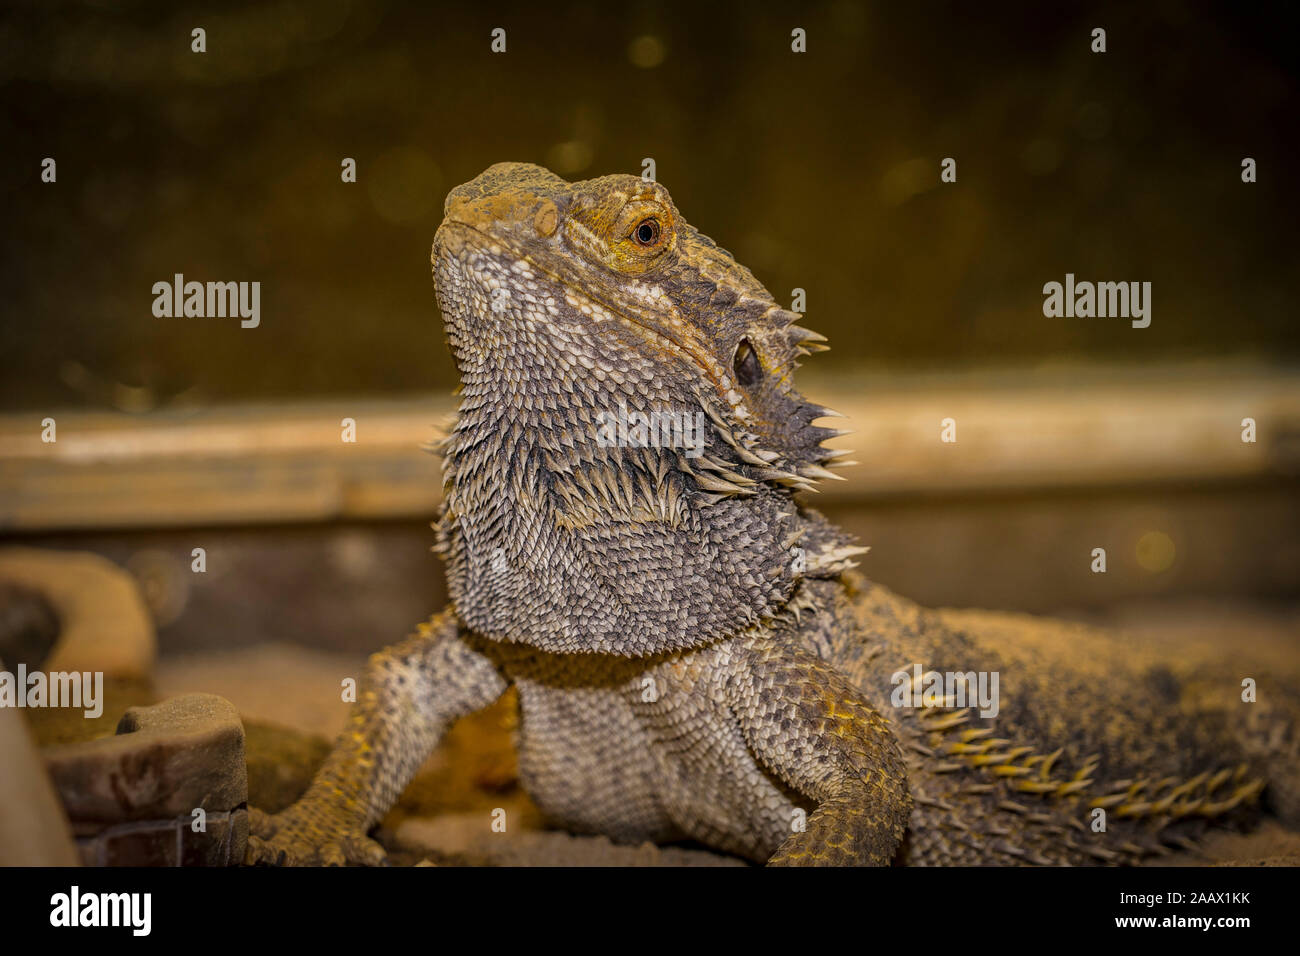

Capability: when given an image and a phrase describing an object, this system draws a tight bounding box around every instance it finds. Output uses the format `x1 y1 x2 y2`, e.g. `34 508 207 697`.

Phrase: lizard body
248 163 1297 865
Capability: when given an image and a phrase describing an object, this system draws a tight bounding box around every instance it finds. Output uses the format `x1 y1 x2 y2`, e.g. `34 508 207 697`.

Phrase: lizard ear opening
733 338 761 387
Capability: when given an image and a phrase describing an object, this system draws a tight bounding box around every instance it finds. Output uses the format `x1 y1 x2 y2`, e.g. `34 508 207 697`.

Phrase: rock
0 581 61 669
40 697 248 868
45 693 247 823
0 548 155 680
76 808 248 867
41 693 248 866
0 702 79 865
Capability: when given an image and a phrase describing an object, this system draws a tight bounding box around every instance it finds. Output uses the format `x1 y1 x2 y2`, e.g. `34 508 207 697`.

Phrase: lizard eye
733 338 761 387
632 217 662 247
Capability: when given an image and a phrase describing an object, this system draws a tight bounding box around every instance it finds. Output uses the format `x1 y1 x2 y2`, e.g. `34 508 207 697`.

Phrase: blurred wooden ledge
0 399 454 531
1 365 1298 532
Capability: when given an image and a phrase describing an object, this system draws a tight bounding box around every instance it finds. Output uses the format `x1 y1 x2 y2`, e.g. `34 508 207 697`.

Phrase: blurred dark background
1 1 1298 681
1 0 1297 412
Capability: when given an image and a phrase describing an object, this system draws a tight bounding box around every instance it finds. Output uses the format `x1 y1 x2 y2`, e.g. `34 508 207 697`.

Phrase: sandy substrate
157 643 363 739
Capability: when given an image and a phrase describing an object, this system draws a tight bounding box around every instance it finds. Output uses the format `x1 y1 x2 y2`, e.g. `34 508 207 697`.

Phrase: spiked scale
890 662 1269 864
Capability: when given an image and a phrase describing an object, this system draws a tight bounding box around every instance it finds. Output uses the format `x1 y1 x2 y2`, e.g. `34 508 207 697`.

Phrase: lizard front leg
247 608 508 866
726 634 911 866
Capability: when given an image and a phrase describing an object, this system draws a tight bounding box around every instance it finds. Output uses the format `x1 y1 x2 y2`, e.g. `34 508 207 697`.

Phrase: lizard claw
245 803 388 867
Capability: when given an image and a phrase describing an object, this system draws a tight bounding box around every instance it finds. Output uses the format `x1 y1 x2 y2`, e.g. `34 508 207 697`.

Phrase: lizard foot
245 803 388 867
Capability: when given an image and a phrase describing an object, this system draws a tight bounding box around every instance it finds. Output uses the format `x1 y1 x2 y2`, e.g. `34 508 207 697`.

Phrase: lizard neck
436 372 809 656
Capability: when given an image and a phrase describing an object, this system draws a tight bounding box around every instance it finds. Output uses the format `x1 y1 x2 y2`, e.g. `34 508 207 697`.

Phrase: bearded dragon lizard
247 163 1297 865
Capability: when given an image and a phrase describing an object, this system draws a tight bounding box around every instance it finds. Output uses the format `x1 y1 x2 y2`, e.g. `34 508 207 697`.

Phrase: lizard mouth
434 218 752 426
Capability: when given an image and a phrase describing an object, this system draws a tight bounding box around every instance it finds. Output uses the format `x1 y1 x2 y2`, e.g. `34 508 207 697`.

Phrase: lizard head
432 162 856 656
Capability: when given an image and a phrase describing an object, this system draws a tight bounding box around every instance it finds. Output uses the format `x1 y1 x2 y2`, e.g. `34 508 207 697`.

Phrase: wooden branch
1 367 1296 531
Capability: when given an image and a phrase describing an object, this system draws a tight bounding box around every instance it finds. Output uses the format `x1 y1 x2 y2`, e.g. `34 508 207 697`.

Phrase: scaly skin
248 163 1297 866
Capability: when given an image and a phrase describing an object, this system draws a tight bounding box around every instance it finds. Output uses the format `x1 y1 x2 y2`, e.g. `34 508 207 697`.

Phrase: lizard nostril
534 201 558 237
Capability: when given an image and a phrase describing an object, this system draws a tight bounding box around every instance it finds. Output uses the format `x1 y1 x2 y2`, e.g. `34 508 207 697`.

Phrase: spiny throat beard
432 242 804 657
